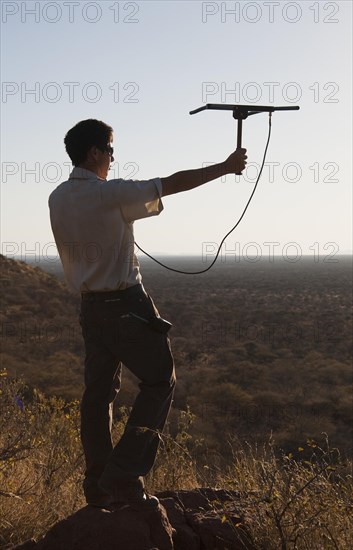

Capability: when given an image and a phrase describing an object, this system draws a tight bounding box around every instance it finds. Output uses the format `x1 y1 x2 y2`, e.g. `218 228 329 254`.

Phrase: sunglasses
105 145 114 157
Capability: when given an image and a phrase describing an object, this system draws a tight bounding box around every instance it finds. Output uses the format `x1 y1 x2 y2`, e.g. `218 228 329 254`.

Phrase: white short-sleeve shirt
48 167 164 293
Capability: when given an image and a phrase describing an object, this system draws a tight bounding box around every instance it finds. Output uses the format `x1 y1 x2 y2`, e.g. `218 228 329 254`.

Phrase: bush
1 372 352 549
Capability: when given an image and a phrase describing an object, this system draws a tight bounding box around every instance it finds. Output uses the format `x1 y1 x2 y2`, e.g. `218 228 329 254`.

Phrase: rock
158 488 256 550
14 504 173 550
13 542 37 550
158 497 199 550
14 489 256 550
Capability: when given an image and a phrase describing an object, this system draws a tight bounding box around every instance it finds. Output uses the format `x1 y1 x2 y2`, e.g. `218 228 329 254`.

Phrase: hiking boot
87 495 115 509
83 476 114 508
99 468 159 510
127 492 160 511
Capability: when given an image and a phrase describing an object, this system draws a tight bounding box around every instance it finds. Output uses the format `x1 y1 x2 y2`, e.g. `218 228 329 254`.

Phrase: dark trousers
79 284 175 503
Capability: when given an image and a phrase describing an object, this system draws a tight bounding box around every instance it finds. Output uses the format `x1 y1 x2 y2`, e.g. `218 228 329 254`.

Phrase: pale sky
1 0 352 264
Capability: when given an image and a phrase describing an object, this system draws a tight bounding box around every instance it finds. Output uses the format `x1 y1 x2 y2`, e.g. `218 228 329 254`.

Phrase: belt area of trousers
81 284 145 303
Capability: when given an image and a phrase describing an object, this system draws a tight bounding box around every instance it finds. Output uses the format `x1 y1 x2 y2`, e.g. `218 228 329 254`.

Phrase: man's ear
87 145 100 161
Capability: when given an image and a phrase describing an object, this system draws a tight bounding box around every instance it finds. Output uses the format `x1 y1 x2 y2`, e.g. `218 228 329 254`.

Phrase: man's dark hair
64 119 113 166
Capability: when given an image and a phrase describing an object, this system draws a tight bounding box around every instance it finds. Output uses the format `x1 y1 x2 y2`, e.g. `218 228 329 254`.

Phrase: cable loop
135 113 272 275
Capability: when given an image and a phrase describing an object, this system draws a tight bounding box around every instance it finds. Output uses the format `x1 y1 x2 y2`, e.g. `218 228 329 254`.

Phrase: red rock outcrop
14 488 256 550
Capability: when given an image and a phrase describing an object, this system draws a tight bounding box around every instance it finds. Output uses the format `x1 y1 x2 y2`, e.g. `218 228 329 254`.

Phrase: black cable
134 112 272 275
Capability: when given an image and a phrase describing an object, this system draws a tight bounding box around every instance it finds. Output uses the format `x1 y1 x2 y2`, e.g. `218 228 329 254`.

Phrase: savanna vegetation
1 254 352 457
0 372 352 549
0 254 352 548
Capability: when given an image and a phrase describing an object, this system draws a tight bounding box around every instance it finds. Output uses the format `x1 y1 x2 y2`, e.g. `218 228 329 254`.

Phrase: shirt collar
69 167 106 181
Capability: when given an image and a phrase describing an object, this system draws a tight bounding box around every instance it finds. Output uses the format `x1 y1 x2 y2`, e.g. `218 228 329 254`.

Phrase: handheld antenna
135 103 300 274
189 103 300 174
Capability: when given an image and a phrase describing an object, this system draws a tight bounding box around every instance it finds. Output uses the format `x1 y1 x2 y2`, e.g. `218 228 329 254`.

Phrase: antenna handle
236 118 243 175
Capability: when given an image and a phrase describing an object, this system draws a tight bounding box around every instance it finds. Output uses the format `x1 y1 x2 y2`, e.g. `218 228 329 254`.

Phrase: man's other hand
224 148 248 175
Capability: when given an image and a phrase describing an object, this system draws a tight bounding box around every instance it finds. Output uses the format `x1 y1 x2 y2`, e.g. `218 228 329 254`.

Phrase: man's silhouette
49 118 247 509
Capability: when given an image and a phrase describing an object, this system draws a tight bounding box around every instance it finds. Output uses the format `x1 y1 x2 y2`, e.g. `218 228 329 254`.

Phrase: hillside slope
0 254 84 399
1 254 352 457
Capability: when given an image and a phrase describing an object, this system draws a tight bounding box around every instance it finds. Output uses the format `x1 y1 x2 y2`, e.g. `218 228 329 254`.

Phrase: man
49 119 247 510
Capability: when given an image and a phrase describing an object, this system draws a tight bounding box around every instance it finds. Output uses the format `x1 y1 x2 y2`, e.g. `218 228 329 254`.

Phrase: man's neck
78 162 107 180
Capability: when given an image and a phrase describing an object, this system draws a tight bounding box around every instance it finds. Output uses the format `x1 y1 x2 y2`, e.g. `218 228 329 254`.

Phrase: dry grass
0 371 85 548
1 371 352 549
218 436 353 549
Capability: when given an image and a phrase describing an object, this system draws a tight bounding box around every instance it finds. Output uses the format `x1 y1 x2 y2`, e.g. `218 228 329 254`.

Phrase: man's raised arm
160 148 247 197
